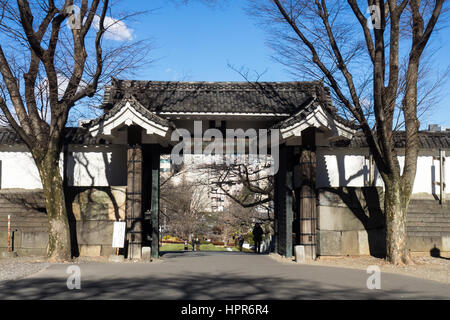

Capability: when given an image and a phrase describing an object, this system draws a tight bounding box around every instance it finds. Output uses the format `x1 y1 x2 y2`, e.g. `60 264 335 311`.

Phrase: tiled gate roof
101 79 336 115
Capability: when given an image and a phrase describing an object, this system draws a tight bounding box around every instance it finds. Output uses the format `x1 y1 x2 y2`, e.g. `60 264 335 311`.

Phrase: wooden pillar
142 144 161 259
150 145 161 259
299 128 317 260
127 126 143 260
293 148 302 247
274 145 294 258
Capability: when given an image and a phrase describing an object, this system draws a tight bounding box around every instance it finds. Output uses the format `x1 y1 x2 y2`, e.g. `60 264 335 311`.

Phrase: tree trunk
384 178 411 265
38 153 71 261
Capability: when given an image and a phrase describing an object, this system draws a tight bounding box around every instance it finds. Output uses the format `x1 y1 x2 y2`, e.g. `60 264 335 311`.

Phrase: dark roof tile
102 80 333 115
330 131 450 149
0 127 107 146
0 128 22 145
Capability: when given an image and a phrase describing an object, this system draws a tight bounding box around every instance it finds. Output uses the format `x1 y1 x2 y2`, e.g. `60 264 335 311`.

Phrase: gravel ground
0 257 49 282
270 254 450 285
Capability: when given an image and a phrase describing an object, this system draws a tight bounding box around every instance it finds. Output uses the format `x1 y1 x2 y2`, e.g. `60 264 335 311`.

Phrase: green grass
160 243 241 252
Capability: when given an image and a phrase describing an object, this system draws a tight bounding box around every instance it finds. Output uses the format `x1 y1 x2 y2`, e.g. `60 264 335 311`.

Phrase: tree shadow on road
0 272 446 300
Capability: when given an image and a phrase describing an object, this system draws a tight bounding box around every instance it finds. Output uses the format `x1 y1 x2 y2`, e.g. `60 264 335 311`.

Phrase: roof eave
278 104 356 140
88 97 172 138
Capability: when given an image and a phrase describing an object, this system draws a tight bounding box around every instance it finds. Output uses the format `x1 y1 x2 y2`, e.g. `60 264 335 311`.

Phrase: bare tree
161 155 274 242
160 174 211 241
200 156 274 210
226 192 272 225
199 157 275 238
249 0 447 264
0 0 149 260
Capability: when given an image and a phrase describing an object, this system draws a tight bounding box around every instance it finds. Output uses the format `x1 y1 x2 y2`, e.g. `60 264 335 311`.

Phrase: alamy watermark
367 5 382 30
66 5 82 30
366 265 381 290
66 265 81 290
170 121 280 175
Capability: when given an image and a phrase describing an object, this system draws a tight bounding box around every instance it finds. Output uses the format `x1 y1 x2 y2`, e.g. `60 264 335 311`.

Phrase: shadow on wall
65 147 127 258
0 190 46 212
316 151 386 258
431 161 443 201
320 187 387 258
317 151 381 188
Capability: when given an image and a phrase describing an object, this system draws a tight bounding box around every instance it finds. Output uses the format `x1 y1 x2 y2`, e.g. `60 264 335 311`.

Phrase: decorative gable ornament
88 96 172 138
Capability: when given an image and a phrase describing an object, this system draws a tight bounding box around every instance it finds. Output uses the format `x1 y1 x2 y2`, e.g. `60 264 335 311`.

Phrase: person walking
252 223 263 254
238 234 245 252
196 238 201 251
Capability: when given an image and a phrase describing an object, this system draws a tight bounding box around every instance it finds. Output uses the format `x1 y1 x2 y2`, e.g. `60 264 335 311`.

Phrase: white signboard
112 221 126 248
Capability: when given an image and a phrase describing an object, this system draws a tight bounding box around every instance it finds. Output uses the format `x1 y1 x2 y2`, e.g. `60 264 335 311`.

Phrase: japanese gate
86 80 355 260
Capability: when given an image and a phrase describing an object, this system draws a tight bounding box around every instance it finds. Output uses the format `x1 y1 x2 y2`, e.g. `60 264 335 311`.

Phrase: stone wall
0 190 48 256
317 188 450 257
0 187 126 257
316 187 386 257
4 186 449 258
407 198 450 257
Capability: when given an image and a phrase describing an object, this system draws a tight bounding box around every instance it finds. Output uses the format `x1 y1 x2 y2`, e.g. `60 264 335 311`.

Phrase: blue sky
110 0 450 128
129 0 288 82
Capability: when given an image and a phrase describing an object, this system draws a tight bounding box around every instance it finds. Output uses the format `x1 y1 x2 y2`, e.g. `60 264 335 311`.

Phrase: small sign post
7 215 11 253
112 220 126 255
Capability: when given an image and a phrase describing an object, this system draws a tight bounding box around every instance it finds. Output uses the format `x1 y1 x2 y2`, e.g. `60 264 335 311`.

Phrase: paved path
0 252 449 300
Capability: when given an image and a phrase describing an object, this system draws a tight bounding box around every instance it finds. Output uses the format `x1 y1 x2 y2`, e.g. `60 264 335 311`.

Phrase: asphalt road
0 252 449 300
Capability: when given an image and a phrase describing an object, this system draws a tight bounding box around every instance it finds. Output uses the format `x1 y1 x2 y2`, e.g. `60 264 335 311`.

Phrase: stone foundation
68 187 126 257
317 188 450 257
316 187 386 257
3 187 449 259
0 187 126 257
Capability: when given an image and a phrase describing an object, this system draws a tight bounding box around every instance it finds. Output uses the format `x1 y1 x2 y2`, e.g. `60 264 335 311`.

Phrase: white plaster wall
2 143 449 195
398 154 450 195
0 145 127 189
69 145 127 187
317 148 450 194
317 149 382 188
0 146 42 189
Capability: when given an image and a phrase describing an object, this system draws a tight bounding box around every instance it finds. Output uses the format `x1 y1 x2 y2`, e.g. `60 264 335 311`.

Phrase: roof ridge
113 79 323 85
109 80 325 93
